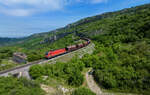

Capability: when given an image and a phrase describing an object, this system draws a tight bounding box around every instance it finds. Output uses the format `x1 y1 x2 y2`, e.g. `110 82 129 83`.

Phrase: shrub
72 87 96 95
29 65 45 79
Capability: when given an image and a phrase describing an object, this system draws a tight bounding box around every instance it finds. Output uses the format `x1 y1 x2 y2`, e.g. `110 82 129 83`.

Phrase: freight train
45 38 90 59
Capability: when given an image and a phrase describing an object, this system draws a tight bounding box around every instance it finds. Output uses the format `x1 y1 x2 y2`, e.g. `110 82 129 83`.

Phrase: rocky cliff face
40 31 76 44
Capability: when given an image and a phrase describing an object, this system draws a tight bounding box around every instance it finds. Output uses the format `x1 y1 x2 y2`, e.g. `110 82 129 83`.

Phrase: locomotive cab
45 52 49 59
45 51 52 59
45 52 48 55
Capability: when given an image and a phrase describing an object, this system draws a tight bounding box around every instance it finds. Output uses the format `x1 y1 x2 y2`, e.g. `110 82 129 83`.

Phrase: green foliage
82 54 99 67
77 4 150 93
70 4 150 94
29 59 84 86
68 71 84 86
0 60 18 71
82 41 150 93
29 65 45 79
27 52 42 62
0 48 13 59
0 77 45 95
0 47 18 71
72 87 96 95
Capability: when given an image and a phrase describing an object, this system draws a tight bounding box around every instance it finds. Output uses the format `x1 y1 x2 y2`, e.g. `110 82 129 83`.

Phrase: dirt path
86 71 137 95
86 71 115 95
86 71 103 95
41 84 57 95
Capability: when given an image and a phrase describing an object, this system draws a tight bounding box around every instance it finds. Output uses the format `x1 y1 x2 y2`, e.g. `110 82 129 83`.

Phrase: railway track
0 38 91 76
0 59 46 75
0 46 78 75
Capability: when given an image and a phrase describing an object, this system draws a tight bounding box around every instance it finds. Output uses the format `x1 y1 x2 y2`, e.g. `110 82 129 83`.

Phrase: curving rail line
0 59 46 75
0 38 90 76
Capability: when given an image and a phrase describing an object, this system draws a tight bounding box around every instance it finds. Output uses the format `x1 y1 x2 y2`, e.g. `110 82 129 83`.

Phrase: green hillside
70 3 150 37
28 3 150 94
78 3 150 94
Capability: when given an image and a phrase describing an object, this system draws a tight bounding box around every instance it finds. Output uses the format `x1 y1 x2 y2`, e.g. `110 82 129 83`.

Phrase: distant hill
0 37 25 46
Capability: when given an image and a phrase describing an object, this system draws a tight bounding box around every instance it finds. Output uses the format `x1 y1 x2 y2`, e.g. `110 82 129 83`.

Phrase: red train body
45 38 90 59
45 48 66 59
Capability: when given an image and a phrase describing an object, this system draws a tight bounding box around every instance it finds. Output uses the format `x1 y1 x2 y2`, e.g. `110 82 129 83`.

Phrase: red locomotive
45 38 90 59
45 48 67 59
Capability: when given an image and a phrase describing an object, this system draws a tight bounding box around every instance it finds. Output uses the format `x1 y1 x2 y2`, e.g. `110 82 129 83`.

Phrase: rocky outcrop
40 31 76 44
13 52 27 63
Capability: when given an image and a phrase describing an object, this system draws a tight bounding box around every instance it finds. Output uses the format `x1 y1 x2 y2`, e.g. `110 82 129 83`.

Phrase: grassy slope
77 3 150 94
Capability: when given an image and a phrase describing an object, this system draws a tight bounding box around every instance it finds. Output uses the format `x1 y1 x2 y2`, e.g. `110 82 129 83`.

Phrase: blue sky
0 0 150 38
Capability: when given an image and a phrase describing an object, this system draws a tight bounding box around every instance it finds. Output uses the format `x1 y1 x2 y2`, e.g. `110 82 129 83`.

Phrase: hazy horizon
0 0 150 38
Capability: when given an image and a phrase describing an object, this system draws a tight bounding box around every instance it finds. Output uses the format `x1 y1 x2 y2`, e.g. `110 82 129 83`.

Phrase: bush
68 71 84 86
29 61 84 87
29 65 45 79
94 70 117 89
0 77 45 95
72 87 96 95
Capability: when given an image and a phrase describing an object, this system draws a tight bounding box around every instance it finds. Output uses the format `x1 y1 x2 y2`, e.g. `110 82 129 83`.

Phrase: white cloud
0 0 108 16
0 0 68 16
1 9 35 16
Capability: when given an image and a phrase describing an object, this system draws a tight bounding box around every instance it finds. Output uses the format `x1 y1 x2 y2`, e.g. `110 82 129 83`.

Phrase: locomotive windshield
45 52 48 55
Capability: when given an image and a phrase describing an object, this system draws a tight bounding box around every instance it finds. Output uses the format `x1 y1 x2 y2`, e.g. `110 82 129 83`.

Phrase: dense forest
0 3 150 95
